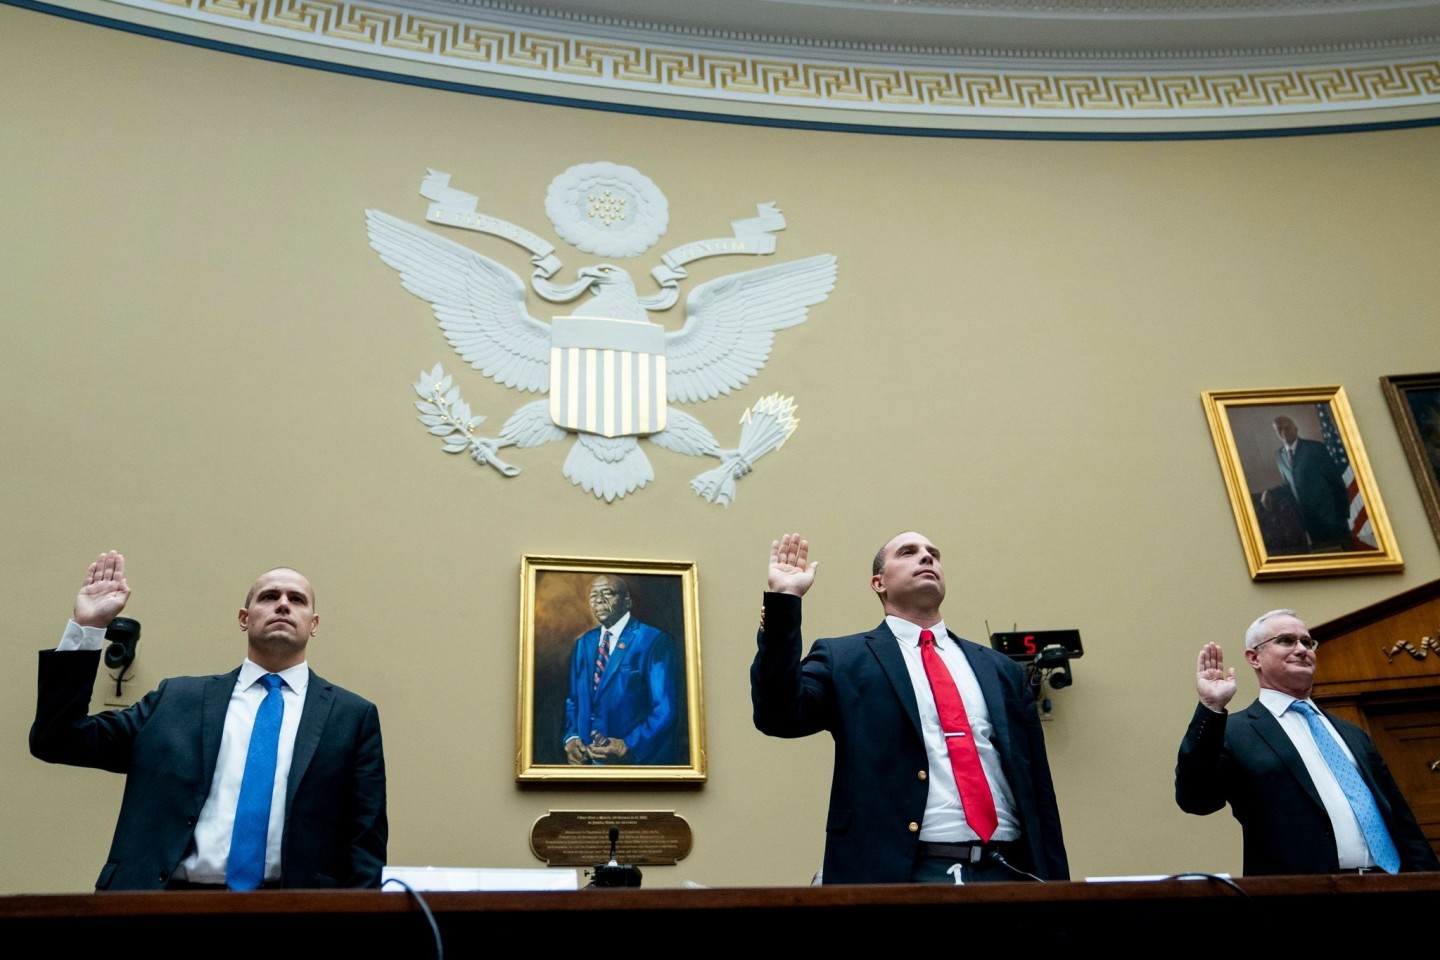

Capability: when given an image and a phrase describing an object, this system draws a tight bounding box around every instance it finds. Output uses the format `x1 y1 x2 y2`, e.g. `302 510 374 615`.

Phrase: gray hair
1245 608 1298 649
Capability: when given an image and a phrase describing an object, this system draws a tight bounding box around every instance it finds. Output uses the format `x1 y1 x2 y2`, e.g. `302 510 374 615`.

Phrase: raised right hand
768 533 818 596
1196 642 1237 713
74 551 131 628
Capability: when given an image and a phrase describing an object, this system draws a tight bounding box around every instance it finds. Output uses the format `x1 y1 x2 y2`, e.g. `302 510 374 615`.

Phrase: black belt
916 840 1016 864
1336 867 1383 875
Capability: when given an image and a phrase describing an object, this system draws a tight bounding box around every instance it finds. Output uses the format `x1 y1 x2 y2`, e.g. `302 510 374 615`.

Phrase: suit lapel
1243 700 1326 812
866 622 923 738
958 636 1011 747
287 669 333 815
200 668 240 790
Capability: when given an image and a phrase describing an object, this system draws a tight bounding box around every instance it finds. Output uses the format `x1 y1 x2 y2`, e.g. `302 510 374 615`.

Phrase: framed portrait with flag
1201 385 1403 580
516 555 705 782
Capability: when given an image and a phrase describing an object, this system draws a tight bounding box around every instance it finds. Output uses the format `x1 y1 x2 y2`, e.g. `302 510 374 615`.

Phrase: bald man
30 552 387 890
562 575 682 765
1265 415 1353 551
751 532 1068 884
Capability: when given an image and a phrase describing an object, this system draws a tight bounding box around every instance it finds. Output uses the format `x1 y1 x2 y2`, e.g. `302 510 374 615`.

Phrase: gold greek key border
129 0 1440 115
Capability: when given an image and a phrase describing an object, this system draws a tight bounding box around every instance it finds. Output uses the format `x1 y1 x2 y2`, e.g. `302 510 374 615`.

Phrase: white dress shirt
888 616 1021 843
600 612 630 657
1257 688 1372 869
58 620 309 884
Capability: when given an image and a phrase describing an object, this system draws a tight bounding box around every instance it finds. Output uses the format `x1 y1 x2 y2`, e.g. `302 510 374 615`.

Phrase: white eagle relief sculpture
365 163 838 504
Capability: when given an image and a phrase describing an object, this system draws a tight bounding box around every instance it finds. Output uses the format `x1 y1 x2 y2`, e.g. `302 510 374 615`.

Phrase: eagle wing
366 210 551 393
665 255 837 404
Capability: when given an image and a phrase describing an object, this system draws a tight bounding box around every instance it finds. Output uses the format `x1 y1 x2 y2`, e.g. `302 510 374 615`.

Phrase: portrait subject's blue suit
564 619 682 765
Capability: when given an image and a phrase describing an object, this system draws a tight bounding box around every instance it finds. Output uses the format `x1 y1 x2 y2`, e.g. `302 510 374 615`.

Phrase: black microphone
986 848 1044 882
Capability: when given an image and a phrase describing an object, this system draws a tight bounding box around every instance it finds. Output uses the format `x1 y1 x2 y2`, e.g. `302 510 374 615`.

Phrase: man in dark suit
562 575 681 765
1264 414 1353 551
30 551 387 890
1176 608 1436 875
751 532 1068 884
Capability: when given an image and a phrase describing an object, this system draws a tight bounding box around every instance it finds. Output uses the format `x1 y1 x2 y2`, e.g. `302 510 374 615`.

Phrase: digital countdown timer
988 630 1084 661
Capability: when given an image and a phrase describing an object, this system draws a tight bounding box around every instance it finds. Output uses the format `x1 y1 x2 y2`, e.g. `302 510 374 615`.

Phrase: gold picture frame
1380 372 1440 550
1200 385 1403 580
516 555 705 782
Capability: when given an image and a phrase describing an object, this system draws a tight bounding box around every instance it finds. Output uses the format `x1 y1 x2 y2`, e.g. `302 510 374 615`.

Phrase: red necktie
592 629 612 692
919 629 998 843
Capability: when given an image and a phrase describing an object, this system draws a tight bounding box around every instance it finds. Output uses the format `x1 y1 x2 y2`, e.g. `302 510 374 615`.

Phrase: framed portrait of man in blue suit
1201 385 1403 580
516 555 705 781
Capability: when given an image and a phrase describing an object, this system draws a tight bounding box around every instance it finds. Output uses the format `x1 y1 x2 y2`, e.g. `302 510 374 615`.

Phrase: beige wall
3 6 1438 892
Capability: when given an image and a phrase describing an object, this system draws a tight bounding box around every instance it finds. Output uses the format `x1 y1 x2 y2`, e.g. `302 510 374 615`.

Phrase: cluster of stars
586 189 628 227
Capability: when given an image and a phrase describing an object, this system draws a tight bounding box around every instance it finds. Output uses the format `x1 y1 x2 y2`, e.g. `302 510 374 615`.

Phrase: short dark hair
872 532 913 576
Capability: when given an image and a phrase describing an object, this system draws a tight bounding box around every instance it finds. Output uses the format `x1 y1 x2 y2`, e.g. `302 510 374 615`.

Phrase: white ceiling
461 0 1440 61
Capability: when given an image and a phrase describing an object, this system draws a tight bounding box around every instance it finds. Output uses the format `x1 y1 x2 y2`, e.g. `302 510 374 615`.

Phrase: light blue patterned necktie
1289 700 1400 873
227 673 285 891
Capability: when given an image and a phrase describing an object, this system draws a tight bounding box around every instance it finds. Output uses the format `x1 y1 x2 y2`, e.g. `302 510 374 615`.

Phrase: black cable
1164 871 1248 898
381 877 444 960
987 849 1045 882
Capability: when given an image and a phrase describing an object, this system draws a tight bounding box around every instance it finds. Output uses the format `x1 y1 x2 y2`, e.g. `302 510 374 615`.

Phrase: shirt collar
239 658 310 695
886 615 949 649
601 612 631 638
1258 687 1310 717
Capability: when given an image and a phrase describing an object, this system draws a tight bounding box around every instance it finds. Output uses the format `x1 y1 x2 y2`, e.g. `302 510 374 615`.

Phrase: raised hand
769 533 818 596
74 551 131 628
1196 642 1237 713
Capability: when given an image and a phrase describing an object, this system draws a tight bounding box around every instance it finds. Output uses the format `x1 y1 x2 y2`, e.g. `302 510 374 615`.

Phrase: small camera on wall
989 630 1084 695
104 617 142 671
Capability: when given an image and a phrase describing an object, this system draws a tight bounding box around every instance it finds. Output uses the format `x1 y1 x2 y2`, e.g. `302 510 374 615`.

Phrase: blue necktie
1289 700 1400 873
227 674 284 891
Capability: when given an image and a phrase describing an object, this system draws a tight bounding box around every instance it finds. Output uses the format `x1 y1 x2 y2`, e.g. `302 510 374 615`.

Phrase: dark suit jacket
1276 437 1351 548
751 593 1069 884
30 648 388 890
1175 699 1437 875
564 618 681 765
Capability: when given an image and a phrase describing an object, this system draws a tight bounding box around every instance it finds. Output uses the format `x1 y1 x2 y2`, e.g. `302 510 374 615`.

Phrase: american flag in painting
1315 403 1377 548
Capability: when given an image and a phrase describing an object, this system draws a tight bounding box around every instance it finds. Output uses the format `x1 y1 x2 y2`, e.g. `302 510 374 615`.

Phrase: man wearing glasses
1176 609 1437 875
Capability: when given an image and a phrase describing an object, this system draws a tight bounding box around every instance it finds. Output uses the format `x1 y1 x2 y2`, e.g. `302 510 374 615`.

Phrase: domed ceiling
20 0 1440 135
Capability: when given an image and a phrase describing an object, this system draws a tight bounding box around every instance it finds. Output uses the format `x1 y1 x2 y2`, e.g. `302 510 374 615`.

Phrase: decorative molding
1381 635 1439 664
29 0 1440 127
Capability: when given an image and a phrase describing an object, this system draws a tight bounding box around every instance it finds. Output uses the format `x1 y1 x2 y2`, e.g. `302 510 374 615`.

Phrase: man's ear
870 575 884 598
237 609 249 631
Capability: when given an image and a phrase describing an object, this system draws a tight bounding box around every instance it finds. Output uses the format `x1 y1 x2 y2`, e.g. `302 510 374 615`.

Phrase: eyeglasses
1254 633 1318 652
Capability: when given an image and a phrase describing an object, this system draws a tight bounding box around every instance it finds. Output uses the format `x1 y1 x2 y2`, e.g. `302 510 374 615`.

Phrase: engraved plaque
530 810 692 866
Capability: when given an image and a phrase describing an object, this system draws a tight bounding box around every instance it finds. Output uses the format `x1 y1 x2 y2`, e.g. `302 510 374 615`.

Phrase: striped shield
549 316 667 437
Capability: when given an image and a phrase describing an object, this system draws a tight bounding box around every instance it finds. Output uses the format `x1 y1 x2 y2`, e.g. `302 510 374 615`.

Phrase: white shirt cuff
58 620 107 651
